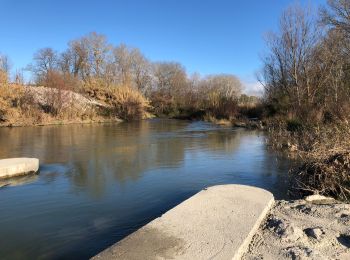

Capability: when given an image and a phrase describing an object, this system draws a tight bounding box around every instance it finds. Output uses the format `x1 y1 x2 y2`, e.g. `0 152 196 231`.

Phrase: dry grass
0 77 150 126
0 71 8 85
292 151 350 201
205 92 239 120
0 83 107 126
0 83 27 125
203 114 232 126
267 119 350 156
0 85 58 126
267 119 350 201
108 85 151 120
85 83 151 120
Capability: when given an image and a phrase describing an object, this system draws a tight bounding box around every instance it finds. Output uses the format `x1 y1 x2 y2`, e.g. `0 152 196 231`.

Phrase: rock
294 204 313 214
337 233 350 248
267 217 286 235
25 86 108 111
267 217 304 242
284 246 324 260
282 224 305 242
305 195 335 202
304 227 324 240
285 246 312 259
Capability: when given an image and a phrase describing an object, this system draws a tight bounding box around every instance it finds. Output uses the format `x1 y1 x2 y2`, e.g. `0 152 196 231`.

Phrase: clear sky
1 0 326 93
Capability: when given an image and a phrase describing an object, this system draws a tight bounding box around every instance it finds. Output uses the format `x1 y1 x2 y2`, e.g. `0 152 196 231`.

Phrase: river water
0 119 292 259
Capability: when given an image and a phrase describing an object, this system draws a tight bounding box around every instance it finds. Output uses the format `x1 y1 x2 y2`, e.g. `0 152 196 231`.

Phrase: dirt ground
243 196 350 259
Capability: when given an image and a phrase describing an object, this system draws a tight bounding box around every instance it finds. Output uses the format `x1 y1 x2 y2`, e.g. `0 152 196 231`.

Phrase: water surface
0 119 292 259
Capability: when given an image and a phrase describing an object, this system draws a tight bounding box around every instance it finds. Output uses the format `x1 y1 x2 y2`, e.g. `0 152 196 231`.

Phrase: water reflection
0 173 38 188
0 120 246 196
0 119 293 259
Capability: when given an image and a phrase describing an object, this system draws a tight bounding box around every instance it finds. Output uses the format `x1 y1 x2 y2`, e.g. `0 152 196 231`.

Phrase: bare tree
109 44 152 90
112 44 133 85
262 4 322 112
66 39 88 78
130 48 152 92
0 53 11 84
0 53 11 74
205 74 242 99
63 32 111 81
320 0 350 108
58 50 74 75
84 32 111 78
29 48 58 82
153 62 187 96
321 0 350 36
14 69 25 85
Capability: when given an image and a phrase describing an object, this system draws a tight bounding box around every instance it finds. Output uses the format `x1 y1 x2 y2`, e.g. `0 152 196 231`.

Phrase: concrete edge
0 158 40 179
233 195 275 260
93 184 275 260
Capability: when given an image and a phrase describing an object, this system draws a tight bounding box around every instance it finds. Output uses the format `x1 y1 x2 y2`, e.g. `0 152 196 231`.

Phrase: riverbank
244 196 350 259
93 185 350 259
266 120 350 201
0 84 151 127
0 117 122 127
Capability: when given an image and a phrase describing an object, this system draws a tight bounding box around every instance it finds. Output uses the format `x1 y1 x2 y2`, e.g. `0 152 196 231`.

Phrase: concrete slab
0 158 39 178
93 184 274 260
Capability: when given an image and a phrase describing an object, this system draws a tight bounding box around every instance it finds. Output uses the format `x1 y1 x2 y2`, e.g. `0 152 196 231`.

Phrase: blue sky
1 0 326 93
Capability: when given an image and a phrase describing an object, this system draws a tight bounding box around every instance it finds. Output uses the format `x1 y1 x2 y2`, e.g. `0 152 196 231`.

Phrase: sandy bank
244 197 350 259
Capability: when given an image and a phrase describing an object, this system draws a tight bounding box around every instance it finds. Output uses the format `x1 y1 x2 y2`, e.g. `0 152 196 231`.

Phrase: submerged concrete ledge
0 158 39 179
93 184 274 260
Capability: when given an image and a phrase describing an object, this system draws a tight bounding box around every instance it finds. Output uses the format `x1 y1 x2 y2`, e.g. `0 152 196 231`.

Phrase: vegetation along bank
0 32 259 127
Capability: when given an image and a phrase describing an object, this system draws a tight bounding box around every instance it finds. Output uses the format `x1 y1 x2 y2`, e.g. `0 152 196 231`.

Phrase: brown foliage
109 85 150 120
0 84 43 125
85 83 150 120
292 152 350 201
41 71 81 116
267 119 350 200
0 71 8 85
261 2 350 200
262 2 350 123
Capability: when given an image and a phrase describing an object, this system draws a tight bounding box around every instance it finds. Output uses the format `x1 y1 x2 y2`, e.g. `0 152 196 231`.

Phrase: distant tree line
0 32 247 120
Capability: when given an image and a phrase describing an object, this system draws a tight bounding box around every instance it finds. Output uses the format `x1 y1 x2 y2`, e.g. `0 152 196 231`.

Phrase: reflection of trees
0 120 248 197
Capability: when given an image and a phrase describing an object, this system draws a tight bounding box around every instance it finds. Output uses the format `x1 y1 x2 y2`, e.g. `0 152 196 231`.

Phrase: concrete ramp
0 158 39 178
93 185 274 260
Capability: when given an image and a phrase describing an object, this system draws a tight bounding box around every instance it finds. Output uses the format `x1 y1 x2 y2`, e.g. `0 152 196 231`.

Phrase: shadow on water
0 173 39 188
0 119 294 259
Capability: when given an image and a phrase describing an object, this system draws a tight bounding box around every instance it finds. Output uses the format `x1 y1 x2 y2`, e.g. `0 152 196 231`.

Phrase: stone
304 227 324 240
282 224 305 242
305 195 335 202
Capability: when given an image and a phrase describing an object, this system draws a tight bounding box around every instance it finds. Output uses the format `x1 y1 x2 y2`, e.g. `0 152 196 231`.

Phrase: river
0 119 293 259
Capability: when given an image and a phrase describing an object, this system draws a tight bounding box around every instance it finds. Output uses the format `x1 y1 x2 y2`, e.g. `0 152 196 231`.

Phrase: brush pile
292 151 350 201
